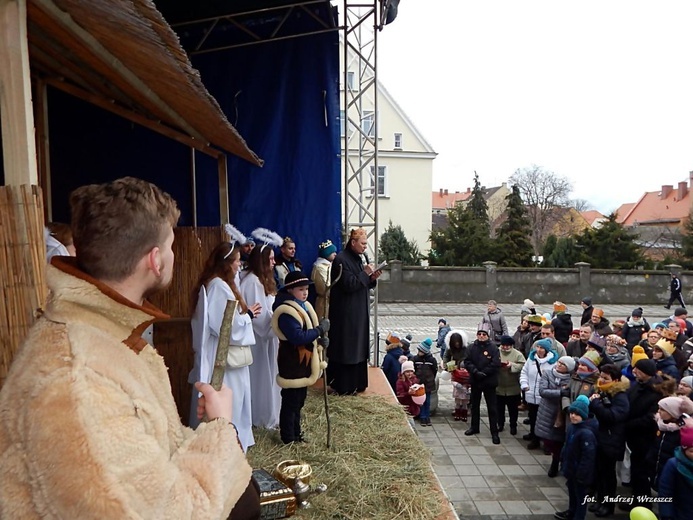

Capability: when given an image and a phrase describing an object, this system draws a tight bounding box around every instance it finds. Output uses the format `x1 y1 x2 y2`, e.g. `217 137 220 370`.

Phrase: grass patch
248 388 443 520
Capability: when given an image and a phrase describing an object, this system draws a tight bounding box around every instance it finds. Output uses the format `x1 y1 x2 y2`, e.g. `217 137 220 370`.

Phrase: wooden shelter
0 0 263 390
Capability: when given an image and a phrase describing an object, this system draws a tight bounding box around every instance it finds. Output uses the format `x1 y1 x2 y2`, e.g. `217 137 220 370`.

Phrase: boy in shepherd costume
272 271 330 444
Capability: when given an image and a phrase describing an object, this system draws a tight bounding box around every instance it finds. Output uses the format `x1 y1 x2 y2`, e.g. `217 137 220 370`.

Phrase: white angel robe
240 273 281 429
189 277 256 452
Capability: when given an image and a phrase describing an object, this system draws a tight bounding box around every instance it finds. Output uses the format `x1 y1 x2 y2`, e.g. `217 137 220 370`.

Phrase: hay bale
248 389 442 520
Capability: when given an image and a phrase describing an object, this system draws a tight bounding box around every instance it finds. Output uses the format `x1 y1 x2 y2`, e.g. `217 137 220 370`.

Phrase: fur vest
0 259 251 519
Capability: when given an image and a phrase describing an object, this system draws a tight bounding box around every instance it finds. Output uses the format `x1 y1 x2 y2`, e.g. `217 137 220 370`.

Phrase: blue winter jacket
560 417 599 485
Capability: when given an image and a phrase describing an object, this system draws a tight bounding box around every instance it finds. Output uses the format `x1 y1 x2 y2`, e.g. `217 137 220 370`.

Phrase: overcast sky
376 1 693 214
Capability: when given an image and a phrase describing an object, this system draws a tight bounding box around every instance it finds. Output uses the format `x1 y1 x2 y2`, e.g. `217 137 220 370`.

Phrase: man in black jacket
665 273 685 309
464 329 502 444
621 359 666 511
580 297 594 325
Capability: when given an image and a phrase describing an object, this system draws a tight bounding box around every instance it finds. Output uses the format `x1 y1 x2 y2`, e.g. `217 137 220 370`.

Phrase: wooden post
0 0 38 186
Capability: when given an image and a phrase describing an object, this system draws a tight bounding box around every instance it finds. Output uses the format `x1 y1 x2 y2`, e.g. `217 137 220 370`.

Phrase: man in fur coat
0 178 258 519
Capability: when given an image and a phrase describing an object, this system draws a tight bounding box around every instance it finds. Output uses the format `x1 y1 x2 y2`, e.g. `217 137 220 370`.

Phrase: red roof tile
621 185 691 226
432 190 471 210
581 210 605 226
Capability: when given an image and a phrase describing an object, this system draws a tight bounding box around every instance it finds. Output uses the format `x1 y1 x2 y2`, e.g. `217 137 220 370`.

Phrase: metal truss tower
341 0 392 365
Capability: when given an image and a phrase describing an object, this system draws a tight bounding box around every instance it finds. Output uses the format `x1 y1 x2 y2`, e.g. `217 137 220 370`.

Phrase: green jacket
497 348 526 396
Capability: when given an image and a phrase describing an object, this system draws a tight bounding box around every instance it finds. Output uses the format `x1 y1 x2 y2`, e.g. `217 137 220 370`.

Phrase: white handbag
226 345 253 368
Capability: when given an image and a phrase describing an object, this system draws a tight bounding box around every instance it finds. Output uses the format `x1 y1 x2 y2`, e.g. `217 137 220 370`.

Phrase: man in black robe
327 228 382 395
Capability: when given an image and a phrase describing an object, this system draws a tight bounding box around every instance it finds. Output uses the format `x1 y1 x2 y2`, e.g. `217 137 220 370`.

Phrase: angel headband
252 227 283 252
223 224 247 259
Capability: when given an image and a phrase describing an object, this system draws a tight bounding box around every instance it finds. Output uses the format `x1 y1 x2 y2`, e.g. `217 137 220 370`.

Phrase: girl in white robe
190 242 262 453
240 245 281 429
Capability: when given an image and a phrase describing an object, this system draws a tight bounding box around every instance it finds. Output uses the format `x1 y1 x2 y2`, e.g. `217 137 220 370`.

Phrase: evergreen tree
576 213 643 268
379 221 422 266
680 211 693 267
495 185 534 267
429 199 492 266
543 236 581 267
467 171 490 234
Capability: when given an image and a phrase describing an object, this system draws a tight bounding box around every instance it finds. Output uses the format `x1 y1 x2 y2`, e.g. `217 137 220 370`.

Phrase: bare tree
509 165 572 253
570 198 592 212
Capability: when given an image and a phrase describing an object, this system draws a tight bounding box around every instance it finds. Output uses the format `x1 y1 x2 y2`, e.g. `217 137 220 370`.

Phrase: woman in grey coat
535 358 573 477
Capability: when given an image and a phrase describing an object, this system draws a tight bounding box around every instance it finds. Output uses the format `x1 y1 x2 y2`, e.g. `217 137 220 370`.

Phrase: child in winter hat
417 338 433 354
413 338 437 426
568 395 590 420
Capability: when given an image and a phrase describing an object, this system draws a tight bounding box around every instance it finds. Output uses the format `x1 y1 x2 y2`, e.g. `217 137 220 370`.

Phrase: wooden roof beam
31 0 209 144
0 0 39 185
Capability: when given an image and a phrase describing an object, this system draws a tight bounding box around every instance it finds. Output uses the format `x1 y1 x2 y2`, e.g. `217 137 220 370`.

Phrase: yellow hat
631 346 648 367
553 301 567 313
654 338 675 358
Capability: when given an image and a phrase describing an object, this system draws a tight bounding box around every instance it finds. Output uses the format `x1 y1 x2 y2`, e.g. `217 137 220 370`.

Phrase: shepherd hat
280 271 313 292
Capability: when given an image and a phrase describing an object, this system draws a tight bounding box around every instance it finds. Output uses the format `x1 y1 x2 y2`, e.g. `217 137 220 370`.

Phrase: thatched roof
27 0 263 165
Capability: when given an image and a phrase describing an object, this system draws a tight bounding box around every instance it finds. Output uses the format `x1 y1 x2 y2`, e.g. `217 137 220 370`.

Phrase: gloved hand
560 386 571 397
316 318 330 336
318 336 330 348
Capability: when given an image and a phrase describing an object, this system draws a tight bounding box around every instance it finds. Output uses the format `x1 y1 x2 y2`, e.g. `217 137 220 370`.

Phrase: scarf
656 413 681 432
577 368 598 380
597 380 615 392
675 446 693 483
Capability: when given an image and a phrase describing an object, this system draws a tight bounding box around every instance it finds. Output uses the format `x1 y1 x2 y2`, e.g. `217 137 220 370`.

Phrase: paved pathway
377 302 671 520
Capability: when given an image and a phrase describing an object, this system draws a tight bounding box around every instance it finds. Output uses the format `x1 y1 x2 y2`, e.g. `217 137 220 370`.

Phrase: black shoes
492 435 500 445
527 439 540 450
553 510 572 520
547 459 559 477
510 425 517 435
522 433 534 441
523 418 531 424
464 428 479 436
421 418 431 427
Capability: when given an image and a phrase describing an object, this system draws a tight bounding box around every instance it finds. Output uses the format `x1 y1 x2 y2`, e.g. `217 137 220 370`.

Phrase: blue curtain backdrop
47 29 342 265
192 29 342 262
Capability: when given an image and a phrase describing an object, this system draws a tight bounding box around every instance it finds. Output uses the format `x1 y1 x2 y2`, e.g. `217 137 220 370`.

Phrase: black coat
464 339 501 389
328 246 376 365
413 352 438 393
581 305 594 326
589 380 630 460
561 417 599 486
552 313 573 344
621 319 650 350
625 376 666 453
647 428 681 491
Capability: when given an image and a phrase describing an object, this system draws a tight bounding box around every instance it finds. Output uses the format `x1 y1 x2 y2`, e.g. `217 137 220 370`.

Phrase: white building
340 56 437 256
